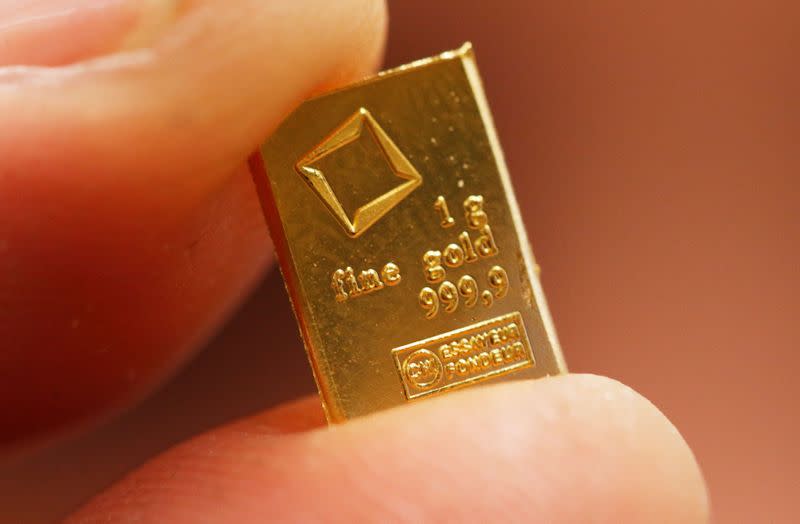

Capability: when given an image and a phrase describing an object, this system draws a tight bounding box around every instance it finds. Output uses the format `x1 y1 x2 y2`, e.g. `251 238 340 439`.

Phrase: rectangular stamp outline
392 311 535 400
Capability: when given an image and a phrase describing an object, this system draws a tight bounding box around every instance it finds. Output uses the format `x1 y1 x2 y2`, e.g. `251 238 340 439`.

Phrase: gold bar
252 43 566 423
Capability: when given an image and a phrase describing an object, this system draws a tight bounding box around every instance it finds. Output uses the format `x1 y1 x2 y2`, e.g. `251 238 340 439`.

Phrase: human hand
0 1 708 521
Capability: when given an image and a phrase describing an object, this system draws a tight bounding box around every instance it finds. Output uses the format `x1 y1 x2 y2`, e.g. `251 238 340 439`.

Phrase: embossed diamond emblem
295 107 422 238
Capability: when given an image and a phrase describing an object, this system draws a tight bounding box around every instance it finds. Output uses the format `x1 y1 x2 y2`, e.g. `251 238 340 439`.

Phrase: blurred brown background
1 1 798 522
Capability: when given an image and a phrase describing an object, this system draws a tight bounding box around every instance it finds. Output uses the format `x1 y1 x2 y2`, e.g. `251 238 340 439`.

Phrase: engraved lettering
474 225 499 257
417 196 506 318
358 268 384 292
331 261 402 301
419 287 439 319
458 231 478 262
443 243 465 267
434 195 455 228
331 269 348 302
464 195 488 229
418 266 509 317
457 275 478 307
424 227 496 278
402 349 442 390
481 290 494 307
344 266 362 296
438 281 459 313
423 250 446 283
419 195 497 289
381 262 402 286
488 265 509 297
393 313 536 399
491 348 503 364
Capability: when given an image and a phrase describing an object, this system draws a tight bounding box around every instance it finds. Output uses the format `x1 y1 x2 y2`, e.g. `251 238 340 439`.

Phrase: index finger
0 0 387 450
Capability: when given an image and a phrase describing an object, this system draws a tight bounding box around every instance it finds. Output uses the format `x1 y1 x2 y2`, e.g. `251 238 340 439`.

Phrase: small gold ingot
252 43 566 423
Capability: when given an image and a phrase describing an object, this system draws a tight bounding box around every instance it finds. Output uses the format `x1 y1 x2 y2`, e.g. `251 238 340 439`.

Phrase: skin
0 0 708 521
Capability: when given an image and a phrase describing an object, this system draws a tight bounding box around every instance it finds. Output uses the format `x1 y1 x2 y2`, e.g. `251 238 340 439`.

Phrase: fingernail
0 0 180 67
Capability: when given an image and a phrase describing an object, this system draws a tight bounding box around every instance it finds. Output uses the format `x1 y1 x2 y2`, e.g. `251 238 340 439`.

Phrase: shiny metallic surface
253 44 566 422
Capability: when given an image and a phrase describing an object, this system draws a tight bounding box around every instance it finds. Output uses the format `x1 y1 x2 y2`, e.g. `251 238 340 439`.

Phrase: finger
0 0 387 449
67 375 710 523
0 0 169 67
0 0 387 208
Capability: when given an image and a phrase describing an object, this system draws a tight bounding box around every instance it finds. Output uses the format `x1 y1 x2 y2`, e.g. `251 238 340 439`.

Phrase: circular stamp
402 349 443 390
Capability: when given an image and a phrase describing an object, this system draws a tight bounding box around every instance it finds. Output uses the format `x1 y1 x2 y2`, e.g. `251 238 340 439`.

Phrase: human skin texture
0 0 385 447
0 1 711 522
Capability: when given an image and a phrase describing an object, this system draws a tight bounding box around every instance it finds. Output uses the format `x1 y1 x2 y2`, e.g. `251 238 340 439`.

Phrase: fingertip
333 374 710 522
0 0 390 207
69 375 709 523
521 374 711 522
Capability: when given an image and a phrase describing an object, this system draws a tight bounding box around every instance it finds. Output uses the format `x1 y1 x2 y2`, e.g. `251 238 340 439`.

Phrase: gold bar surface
252 44 566 423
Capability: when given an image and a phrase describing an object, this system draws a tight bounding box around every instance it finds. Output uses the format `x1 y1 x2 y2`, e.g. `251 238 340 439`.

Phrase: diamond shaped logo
295 107 422 238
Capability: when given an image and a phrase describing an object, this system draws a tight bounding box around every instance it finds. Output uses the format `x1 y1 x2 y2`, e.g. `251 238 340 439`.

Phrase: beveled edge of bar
303 42 475 102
